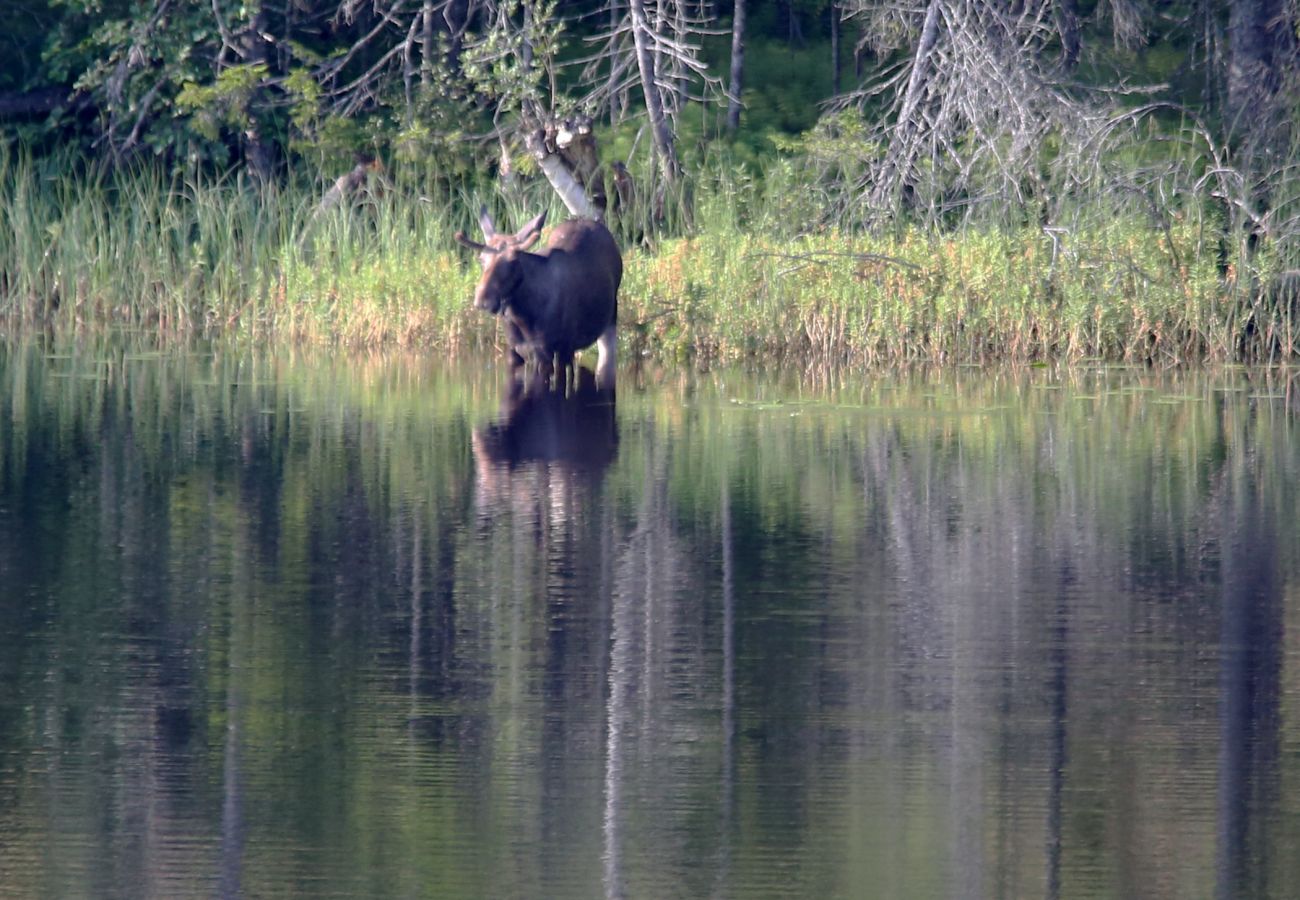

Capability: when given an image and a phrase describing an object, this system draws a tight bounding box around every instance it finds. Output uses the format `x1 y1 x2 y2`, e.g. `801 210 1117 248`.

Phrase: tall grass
624 213 1250 366
1 147 1296 366
0 150 480 347
1 151 280 333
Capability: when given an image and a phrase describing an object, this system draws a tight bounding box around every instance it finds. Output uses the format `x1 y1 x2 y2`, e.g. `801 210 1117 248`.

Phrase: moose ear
514 210 547 247
478 205 497 239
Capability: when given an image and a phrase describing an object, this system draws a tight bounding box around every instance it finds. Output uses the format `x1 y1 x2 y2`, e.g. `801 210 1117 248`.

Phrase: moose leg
505 319 528 370
596 324 617 389
534 352 555 387
555 349 576 393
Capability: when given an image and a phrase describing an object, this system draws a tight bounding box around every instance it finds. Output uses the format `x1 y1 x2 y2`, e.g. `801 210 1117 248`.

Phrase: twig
746 250 922 271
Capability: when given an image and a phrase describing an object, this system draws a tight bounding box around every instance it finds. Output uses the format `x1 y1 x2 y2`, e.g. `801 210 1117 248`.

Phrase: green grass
1 148 1296 366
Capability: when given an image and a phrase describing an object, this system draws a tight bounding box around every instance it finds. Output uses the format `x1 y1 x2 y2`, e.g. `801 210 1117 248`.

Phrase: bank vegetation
2 2 1300 366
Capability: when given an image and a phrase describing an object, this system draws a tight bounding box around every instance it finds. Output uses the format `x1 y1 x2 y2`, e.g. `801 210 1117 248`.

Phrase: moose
455 207 621 387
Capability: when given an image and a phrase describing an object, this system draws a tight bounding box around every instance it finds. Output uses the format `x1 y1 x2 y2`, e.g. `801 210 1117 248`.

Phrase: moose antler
455 231 495 253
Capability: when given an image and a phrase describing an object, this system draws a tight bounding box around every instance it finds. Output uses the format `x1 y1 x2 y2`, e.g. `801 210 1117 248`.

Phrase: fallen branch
746 250 922 271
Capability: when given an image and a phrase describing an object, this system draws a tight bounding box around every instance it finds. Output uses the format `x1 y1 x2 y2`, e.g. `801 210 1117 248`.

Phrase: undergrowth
1 149 1296 367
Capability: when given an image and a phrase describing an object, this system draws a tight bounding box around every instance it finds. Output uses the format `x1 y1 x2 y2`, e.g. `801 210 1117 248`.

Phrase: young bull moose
455 208 621 386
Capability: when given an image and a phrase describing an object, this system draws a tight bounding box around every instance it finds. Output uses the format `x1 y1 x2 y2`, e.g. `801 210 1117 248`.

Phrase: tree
22 0 504 170
726 0 746 131
829 1 840 98
1226 0 1296 148
840 0 1089 223
629 0 683 182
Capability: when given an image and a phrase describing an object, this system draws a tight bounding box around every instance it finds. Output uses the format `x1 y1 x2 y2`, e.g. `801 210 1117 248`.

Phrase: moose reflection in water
455 207 621 388
472 366 618 515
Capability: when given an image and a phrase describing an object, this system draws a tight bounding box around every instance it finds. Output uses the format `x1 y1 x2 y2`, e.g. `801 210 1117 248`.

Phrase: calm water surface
1 343 1299 899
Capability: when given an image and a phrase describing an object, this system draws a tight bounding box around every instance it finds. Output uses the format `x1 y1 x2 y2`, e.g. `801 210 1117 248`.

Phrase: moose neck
503 251 550 331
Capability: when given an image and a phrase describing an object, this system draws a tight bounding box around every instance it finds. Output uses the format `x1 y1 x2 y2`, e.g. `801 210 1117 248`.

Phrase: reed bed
624 220 1268 367
1 150 1295 367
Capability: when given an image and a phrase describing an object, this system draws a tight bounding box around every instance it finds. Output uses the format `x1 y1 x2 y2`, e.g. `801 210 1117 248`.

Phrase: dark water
1 343 1299 899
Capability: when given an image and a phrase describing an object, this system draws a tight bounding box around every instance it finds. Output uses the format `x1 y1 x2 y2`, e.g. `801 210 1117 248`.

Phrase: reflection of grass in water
6 341 1297 590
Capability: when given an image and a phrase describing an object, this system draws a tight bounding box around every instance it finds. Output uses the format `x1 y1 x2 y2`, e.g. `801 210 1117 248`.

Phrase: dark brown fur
457 210 621 385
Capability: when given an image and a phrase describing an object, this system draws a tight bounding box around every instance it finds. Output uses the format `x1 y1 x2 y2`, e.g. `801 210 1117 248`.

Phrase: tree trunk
726 0 746 132
420 0 436 89
522 1 534 72
1227 0 1293 145
855 19 865 80
630 0 682 181
672 3 688 116
830 2 840 98
535 154 603 219
524 125 603 220
443 0 470 72
240 8 276 182
1053 0 1081 72
608 0 622 124
869 0 942 210
893 1 941 144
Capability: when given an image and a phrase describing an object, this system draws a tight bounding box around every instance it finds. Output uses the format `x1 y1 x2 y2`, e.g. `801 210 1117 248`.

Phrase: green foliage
41 0 221 157
176 64 270 141
733 36 835 138
461 0 566 115
0 0 1285 185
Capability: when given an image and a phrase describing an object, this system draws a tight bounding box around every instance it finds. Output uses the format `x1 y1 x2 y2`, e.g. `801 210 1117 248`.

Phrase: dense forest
2 2 1300 361
2 2 1295 215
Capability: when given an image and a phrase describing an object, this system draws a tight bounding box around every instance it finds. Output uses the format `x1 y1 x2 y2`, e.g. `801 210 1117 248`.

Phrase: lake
1 341 1298 899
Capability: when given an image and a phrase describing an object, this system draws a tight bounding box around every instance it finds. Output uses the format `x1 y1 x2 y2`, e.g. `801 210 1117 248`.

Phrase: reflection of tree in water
464 369 723 896
470 369 623 891
845 389 1291 899
2 346 1298 897
1216 454 1282 900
